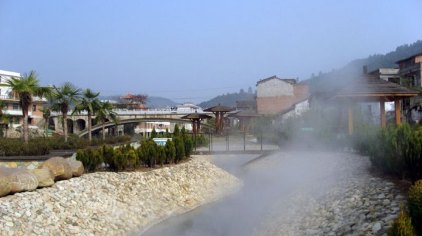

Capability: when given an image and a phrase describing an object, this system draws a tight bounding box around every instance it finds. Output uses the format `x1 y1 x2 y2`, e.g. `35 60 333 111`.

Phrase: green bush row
0 135 132 156
353 124 422 182
0 138 50 156
76 127 194 172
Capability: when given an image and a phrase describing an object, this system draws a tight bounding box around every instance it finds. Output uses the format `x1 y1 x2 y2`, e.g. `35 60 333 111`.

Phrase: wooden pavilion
332 76 419 135
204 104 234 134
228 110 261 132
180 112 212 135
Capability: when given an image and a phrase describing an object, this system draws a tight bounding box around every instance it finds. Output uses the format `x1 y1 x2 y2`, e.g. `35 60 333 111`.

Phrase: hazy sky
1 0 422 103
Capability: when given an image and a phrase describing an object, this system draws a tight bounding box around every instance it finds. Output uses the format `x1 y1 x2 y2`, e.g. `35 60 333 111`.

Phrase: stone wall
0 156 241 235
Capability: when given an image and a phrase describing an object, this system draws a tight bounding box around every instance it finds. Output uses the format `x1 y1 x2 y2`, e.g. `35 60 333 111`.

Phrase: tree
6 71 51 143
173 124 180 137
40 107 51 137
50 82 81 142
73 89 100 142
0 101 10 138
96 101 117 140
151 127 157 139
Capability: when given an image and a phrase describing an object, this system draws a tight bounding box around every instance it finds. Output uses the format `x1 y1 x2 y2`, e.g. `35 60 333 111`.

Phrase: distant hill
99 95 177 108
198 89 255 109
308 40 422 95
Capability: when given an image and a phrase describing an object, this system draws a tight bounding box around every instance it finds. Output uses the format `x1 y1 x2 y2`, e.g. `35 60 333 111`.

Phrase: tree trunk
23 110 29 143
102 122 105 140
63 113 68 142
88 113 92 142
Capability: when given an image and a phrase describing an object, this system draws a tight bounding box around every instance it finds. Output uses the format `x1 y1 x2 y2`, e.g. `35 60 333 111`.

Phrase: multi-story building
0 69 46 130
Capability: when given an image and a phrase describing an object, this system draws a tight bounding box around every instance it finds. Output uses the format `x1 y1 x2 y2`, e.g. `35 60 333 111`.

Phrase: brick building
256 75 309 116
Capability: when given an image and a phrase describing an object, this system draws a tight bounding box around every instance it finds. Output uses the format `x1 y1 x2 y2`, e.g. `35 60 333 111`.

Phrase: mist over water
142 148 363 236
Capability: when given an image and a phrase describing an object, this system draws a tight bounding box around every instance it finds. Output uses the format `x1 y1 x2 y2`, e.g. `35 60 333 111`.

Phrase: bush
165 140 176 164
157 146 167 166
0 138 50 156
111 148 127 171
125 149 138 170
101 145 116 171
184 136 193 157
76 148 103 172
408 180 422 234
354 124 422 181
388 206 416 236
173 137 185 163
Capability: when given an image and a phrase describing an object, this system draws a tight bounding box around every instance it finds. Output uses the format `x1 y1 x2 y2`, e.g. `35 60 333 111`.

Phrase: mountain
307 40 422 95
198 90 255 109
99 95 177 108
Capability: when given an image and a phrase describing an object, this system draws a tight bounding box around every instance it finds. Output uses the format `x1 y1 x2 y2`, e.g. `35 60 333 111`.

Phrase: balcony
0 94 18 101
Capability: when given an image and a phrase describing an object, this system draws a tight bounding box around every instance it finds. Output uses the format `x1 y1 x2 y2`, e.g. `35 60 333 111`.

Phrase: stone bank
0 156 240 235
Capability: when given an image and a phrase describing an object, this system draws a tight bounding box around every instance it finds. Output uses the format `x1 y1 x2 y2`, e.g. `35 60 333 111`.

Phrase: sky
1 0 422 103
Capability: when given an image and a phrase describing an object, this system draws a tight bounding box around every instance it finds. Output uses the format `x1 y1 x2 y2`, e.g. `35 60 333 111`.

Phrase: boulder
31 168 55 187
0 175 11 197
0 168 39 193
68 160 84 177
41 157 72 181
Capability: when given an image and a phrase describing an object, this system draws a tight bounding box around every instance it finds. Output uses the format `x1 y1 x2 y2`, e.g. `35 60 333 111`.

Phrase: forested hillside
308 40 422 95
198 89 255 109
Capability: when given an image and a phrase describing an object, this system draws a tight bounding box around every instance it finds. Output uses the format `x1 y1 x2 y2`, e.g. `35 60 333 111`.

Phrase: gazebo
228 110 261 132
204 104 234 134
180 112 212 135
332 76 419 135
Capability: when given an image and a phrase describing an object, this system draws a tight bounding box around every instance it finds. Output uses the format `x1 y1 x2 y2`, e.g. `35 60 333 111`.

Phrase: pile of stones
0 157 84 197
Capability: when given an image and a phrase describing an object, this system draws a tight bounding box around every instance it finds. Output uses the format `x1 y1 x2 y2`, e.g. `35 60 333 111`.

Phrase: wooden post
395 99 401 125
380 100 386 128
348 106 354 135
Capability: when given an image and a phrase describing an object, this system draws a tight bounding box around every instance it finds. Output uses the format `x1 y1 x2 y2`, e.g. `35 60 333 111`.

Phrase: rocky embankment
252 152 404 236
0 157 240 235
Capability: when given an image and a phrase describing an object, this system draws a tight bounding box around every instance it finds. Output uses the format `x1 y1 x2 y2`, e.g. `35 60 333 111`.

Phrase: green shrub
174 137 185 163
165 140 176 164
101 145 116 171
184 136 193 157
388 206 416 236
111 148 127 171
408 180 422 234
76 148 103 172
126 149 139 170
0 138 50 156
156 146 166 166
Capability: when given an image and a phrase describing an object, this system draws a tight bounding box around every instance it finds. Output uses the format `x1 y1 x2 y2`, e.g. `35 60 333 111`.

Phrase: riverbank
252 151 405 236
0 156 240 235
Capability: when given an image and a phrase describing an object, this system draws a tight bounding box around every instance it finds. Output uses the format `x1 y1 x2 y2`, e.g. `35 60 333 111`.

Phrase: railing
0 95 18 100
51 108 207 116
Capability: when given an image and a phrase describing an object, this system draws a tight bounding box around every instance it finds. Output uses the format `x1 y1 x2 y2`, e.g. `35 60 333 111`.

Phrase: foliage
73 88 100 141
0 138 49 156
173 124 180 137
6 71 51 143
408 180 422 234
174 136 185 163
354 124 422 181
198 89 255 108
388 206 416 236
157 146 167 166
76 148 103 172
49 82 81 142
165 140 176 164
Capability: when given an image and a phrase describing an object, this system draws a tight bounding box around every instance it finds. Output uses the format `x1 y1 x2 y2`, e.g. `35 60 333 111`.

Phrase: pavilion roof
203 104 234 112
228 110 261 118
181 113 212 120
333 77 419 101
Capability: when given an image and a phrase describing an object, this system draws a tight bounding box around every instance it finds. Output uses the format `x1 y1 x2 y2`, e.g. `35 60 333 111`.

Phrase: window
12 104 19 110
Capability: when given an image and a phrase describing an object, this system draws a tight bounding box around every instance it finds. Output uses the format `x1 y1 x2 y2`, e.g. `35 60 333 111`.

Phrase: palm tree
0 101 8 137
73 89 100 142
96 101 116 140
40 107 51 137
50 82 80 142
6 71 51 143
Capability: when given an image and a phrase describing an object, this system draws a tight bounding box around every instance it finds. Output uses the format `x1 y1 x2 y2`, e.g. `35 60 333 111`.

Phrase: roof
333 76 419 100
396 52 422 64
256 75 297 86
181 112 212 120
227 110 260 118
204 104 234 112
0 70 20 77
